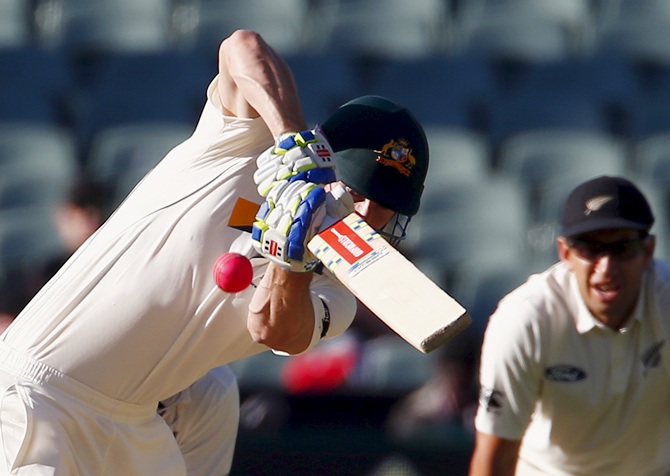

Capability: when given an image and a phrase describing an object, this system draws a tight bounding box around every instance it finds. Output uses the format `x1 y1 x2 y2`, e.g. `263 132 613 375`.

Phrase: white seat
35 0 174 54
459 0 594 54
86 123 193 205
405 177 532 288
423 126 491 186
497 128 628 202
176 0 310 55
0 124 78 190
0 0 31 47
311 0 451 59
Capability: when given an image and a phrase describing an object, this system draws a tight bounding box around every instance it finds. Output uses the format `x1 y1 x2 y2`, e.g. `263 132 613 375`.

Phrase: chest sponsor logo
544 365 587 382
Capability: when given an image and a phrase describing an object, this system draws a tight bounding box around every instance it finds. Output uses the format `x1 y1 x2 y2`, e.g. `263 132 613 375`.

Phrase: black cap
560 176 654 237
320 95 428 216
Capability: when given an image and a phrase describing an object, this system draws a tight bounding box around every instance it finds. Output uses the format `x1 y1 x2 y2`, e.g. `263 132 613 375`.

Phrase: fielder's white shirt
0 77 356 406
475 261 670 476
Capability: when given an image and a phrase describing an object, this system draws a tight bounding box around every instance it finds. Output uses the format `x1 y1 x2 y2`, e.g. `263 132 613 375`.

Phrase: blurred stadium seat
86 123 193 205
0 123 78 189
593 0 670 73
0 47 74 126
284 54 360 127
458 9 575 64
175 0 310 55
633 132 670 187
594 18 670 68
628 89 670 139
484 89 613 148
497 128 628 206
599 0 670 25
489 55 637 136
352 335 438 397
458 0 594 55
406 177 532 288
0 211 64 274
452 258 535 335
0 0 32 48
422 126 491 186
34 0 174 54
633 177 670 260
227 351 288 392
0 176 67 211
72 51 210 153
359 56 495 130
311 0 452 59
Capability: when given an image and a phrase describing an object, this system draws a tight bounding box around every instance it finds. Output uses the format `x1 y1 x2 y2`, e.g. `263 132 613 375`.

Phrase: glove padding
254 128 337 198
252 179 328 272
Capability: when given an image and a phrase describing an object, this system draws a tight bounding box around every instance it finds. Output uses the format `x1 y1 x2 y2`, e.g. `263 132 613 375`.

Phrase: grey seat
35 0 174 54
86 123 193 205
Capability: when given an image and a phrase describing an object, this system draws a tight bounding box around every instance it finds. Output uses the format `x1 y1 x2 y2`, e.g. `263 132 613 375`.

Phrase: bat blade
307 213 471 353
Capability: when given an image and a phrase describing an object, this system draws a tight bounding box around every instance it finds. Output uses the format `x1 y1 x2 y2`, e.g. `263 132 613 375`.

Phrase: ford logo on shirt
544 365 587 382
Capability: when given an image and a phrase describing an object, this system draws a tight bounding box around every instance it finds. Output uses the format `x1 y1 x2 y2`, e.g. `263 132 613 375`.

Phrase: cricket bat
229 198 471 353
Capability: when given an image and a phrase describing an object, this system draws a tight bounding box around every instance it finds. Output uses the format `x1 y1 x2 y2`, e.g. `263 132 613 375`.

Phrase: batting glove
254 128 337 198
251 179 328 272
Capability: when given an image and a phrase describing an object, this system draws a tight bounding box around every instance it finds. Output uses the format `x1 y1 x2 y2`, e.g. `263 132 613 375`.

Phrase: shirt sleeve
310 272 357 340
474 294 544 440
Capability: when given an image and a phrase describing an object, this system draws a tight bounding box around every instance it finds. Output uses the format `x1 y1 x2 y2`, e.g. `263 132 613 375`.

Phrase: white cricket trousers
0 342 186 475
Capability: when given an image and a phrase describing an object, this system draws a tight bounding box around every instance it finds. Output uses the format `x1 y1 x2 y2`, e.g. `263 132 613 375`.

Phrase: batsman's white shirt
475 261 670 476
0 77 355 474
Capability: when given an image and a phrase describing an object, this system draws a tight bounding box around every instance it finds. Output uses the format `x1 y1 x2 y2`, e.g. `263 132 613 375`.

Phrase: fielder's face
557 228 655 329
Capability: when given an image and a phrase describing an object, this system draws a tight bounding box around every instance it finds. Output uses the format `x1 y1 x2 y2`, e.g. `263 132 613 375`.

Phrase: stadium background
1 0 670 474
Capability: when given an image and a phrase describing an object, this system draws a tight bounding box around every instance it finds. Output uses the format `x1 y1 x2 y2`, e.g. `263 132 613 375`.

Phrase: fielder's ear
643 234 656 268
556 237 573 270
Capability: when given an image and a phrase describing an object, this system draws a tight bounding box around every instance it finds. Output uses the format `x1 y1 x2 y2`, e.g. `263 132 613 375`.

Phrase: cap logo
584 195 613 215
375 138 416 177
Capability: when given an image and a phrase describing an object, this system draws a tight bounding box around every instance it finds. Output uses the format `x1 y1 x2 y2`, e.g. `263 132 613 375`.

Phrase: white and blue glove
251 179 328 272
253 128 337 198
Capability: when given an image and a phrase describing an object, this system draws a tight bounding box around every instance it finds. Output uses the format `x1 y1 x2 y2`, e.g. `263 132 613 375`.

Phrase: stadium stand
0 0 32 48
3 1 670 473
406 176 532 289
70 50 211 155
86 122 193 206
310 0 452 59
175 0 310 55
34 0 174 54
496 128 628 204
0 47 74 127
422 126 492 185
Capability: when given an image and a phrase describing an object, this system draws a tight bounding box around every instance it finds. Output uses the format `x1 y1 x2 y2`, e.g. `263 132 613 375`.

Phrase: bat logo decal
330 229 365 257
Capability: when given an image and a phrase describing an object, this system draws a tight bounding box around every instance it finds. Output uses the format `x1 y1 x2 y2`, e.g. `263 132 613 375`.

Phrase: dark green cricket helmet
319 95 429 217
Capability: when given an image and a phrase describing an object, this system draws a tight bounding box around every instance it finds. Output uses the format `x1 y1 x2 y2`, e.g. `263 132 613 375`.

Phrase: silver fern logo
642 340 664 376
584 195 613 215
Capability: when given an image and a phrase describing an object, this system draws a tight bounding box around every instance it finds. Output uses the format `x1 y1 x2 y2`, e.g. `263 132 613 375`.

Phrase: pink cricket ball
213 252 253 292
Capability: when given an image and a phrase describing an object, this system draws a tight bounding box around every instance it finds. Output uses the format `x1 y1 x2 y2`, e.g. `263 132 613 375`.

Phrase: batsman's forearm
247 263 315 353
